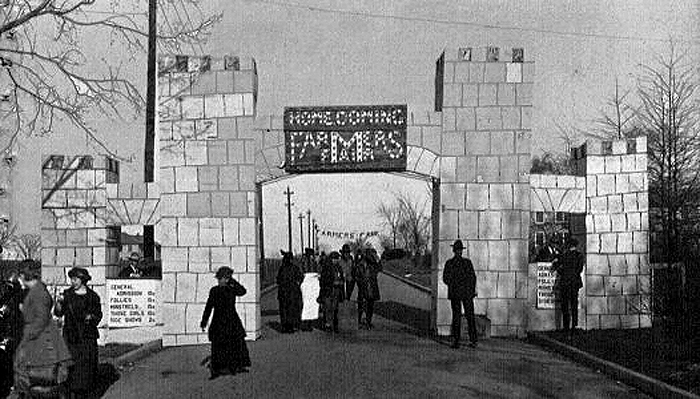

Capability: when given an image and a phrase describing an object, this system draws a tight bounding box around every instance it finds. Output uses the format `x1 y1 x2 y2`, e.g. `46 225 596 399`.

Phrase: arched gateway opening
254 105 442 335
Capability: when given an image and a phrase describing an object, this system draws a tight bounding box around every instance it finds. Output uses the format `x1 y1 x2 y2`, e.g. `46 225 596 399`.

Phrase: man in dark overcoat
552 237 584 333
442 239 477 349
277 250 304 333
319 252 345 332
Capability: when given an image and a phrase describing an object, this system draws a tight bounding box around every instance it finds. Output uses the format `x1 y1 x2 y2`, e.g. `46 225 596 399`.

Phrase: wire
247 0 700 44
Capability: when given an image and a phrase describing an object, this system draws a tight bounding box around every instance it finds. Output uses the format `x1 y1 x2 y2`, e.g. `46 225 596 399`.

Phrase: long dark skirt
0 345 12 398
66 340 98 393
278 287 302 331
210 337 251 373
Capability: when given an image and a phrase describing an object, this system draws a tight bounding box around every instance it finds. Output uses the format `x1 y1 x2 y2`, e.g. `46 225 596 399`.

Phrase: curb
528 332 700 399
110 339 163 368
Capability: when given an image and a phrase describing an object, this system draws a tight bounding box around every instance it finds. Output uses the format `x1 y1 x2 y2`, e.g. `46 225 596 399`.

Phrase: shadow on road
374 301 431 335
94 363 120 398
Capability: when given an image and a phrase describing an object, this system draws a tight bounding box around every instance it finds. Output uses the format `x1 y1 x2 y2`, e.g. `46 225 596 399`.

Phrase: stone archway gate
40 48 649 346
151 48 533 344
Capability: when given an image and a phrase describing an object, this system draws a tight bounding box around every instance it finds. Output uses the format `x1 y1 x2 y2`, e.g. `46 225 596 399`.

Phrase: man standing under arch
443 239 478 349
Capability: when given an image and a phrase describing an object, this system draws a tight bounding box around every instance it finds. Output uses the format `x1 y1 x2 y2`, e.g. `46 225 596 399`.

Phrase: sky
261 173 431 257
6 0 700 237
199 0 700 256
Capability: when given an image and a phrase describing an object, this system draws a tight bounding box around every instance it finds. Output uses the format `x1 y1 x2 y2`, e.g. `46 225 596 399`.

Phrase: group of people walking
0 261 102 398
276 244 382 334
0 235 585 394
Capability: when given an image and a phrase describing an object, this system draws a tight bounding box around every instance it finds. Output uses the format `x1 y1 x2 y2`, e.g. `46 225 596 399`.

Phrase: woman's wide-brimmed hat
214 266 234 279
128 252 141 262
68 267 92 282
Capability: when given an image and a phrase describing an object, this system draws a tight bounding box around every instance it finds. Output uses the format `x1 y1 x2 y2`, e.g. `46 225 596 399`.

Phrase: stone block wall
529 175 586 213
579 137 650 329
434 46 532 337
157 55 261 346
41 155 118 338
527 175 585 330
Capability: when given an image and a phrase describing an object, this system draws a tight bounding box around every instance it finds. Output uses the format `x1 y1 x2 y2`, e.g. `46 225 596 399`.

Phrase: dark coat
15 281 72 368
54 287 102 344
200 280 247 342
0 280 23 348
118 265 141 279
353 257 381 302
54 287 102 392
319 261 345 302
552 249 584 289
537 244 560 262
277 260 303 328
443 255 477 300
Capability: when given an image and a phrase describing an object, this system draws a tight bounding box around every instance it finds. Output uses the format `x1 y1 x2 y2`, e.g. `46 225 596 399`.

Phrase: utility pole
284 186 294 253
306 209 312 251
144 0 157 182
298 213 305 254
313 221 319 252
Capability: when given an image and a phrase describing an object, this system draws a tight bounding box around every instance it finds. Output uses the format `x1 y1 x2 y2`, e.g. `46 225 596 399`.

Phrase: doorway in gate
258 171 439 333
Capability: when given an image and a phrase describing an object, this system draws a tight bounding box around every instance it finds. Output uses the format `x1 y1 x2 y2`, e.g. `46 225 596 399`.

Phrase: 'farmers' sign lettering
284 105 407 172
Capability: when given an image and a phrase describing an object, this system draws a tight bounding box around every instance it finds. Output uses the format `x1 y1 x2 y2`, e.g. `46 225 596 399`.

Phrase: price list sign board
284 105 407 173
108 279 160 327
536 262 556 309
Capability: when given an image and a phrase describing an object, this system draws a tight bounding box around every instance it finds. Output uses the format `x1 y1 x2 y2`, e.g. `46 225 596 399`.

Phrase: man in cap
442 239 477 349
118 252 143 278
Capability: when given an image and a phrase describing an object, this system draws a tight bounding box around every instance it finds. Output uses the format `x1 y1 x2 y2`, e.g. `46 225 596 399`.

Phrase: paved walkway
103 298 648 399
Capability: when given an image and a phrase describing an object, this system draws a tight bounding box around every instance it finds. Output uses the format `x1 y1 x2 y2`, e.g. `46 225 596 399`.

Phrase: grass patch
382 257 431 288
543 328 700 395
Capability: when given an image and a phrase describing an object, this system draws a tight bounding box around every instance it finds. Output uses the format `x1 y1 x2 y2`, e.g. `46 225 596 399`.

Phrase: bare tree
395 191 431 258
640 44 700 265
376 201 401 248
14 233 40 260
595 77 640 140
0 222 15 253
0 1 221 158
376 189 431 257
530 151 575 175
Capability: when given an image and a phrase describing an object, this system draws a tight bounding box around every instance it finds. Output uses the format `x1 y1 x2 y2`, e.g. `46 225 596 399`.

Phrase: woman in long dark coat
54 267 102 398
14 261 72 397
276 251 303 333
200 267 251 380
353 247 382 329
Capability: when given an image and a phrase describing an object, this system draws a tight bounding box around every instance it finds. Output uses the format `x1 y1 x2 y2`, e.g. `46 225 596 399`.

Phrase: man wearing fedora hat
442 239 478 349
